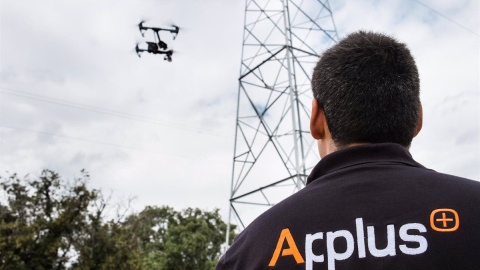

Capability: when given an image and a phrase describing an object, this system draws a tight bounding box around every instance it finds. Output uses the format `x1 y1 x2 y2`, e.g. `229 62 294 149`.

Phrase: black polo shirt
217 143 480 270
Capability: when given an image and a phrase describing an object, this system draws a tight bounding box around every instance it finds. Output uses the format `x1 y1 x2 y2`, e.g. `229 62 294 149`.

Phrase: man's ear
310 99 326 140
413 103 423 138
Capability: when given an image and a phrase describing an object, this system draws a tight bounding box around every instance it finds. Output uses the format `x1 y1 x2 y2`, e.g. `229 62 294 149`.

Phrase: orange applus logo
269 228 305 266
268 210 460 269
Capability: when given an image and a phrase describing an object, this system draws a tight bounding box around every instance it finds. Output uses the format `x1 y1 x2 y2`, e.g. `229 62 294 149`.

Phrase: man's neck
321 141 371 158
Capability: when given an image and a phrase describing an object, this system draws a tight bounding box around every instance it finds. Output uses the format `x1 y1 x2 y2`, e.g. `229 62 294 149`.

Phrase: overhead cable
411 0 480 38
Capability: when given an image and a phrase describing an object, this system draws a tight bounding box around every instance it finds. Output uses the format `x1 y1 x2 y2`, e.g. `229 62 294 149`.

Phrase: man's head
310 31 422 155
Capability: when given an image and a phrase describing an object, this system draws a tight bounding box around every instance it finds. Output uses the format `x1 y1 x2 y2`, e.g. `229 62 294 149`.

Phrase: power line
0 86 233 139
0 86 231 138
411 0 480 38
0 125 218 162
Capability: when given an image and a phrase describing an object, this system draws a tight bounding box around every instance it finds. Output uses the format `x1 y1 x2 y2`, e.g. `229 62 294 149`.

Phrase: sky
1 0 479 225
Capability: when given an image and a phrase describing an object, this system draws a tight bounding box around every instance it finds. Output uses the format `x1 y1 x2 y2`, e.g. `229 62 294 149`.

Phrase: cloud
0 0 478 225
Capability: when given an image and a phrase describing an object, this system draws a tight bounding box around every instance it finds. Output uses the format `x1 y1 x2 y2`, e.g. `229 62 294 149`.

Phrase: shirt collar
306 143 425 185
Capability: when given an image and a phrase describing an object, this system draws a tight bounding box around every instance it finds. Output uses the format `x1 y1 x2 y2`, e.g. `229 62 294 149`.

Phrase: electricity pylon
226 0 338 245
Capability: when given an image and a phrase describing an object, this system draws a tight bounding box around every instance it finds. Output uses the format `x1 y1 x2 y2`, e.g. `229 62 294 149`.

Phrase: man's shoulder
216 193 311 269
413 169 480 194
218 167 480 270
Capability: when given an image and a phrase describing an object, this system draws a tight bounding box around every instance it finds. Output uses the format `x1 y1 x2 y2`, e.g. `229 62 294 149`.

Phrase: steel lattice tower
226 0 338 244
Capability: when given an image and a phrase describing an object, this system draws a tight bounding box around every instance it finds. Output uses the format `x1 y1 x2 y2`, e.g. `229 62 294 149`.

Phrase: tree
0 170 97 270
0 170 235 269
71 199 144 270
125 206 236 270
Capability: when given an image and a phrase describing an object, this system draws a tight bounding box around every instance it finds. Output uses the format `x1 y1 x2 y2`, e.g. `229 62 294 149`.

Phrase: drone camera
146 42 159 53
158 40 168 50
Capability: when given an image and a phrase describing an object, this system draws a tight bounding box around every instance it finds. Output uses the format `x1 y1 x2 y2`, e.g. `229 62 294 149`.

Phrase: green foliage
126 206 236 270
0 170 235 269
0 170 96 270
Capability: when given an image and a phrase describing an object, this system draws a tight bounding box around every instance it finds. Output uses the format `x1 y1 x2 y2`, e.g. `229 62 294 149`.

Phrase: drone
135 21 179 61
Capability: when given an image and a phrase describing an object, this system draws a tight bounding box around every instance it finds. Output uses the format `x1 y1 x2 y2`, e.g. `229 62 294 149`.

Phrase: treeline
0 170 235 270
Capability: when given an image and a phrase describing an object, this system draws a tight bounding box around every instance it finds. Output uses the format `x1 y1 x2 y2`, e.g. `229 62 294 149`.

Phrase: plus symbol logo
430 209 459 232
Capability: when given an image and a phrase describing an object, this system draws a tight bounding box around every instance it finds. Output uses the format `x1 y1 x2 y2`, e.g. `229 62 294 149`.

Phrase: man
216 31 480 270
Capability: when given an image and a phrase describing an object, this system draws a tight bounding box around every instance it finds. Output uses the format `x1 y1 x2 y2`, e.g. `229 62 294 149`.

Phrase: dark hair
312 31 420 148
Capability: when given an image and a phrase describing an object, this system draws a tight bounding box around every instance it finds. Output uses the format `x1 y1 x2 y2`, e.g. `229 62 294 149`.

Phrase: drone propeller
138 20 147 36
135 43 142 57
170 24 180 39
166 49 182 62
